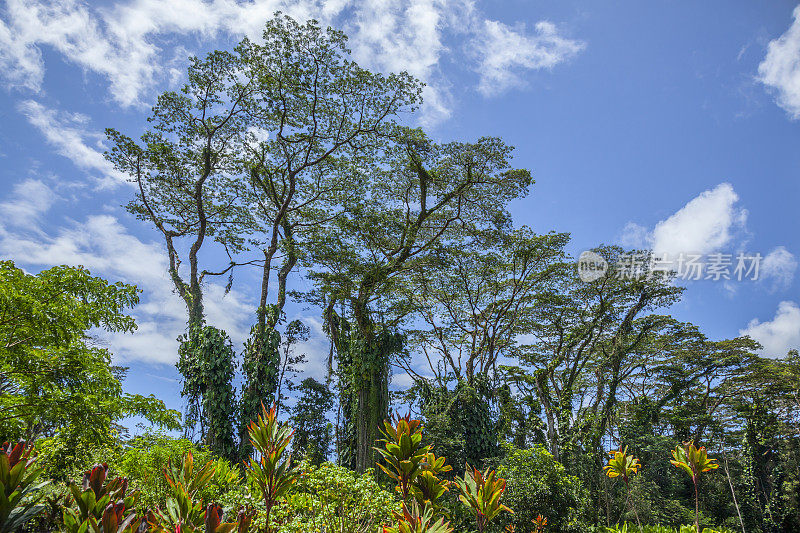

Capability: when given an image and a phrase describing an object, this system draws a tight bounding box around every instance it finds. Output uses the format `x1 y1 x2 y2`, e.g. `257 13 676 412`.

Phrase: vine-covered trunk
239 306 281 460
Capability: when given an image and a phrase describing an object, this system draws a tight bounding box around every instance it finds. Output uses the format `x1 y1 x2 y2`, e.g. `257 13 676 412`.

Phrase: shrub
111 431 241 510
496 444 588 532
274 461 398 533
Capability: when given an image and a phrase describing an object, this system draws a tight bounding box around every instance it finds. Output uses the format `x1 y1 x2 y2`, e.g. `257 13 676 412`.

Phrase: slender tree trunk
722 449 746 533
694 477 700 533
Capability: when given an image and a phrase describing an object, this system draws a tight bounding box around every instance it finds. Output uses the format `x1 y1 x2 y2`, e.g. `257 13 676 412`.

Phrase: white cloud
618 221 650 249
740 301 800 358
291 315 333 382
758 5 800 119
0 178 57 227
0 0 583 125
651 183 746 256
0 182 252 364
474 19 584 96
17 100 126 188
760 246 797 290
620 183 748 257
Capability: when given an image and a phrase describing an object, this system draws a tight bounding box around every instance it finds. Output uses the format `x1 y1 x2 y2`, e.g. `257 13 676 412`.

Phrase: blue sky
1 0 799 417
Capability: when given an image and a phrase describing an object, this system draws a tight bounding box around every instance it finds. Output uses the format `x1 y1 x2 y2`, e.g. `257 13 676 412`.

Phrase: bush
273 461 399 532
496 444 588 532
108 431 242 510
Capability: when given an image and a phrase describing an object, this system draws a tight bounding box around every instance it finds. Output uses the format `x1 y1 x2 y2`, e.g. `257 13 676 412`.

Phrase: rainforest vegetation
1 14 798 533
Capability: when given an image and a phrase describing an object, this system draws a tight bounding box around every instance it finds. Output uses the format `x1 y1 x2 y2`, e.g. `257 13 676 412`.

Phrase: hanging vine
177 323 238 462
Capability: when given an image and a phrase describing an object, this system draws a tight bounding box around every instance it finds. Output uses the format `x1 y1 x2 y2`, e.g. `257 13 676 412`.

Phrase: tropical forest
1 4 799 533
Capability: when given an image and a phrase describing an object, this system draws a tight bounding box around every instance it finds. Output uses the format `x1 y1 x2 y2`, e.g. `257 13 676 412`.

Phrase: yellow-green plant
670 441 719 533
375 413 430 503
408 452 452 513
164 451 216 498
245 403 300 532
604 446 642 527
0 441 47 532
382 501 453 533
455 465 513 533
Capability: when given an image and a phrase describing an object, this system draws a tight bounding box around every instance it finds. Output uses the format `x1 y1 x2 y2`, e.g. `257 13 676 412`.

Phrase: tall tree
307 129 532 471
519 247 682 468
401 226 569 386
106 42 254 449
234 15 421 450
106 14 421 457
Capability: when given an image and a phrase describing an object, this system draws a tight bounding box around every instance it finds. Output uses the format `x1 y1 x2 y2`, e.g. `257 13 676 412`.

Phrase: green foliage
245 403 300 532
605 446 643 527
290 378 334 466
274 462 398 533
593 525 737 533
329 322 401 472
382 502 453 533
455 465 512 533
375 413 453 517
497 445 587 533
375 414 430 502
417 381 498 474
605 447 642 484
240 307 281 460
0 441 47 532
0 261 179 466
108 432 240 512
409 452 452 514
178 324 238 461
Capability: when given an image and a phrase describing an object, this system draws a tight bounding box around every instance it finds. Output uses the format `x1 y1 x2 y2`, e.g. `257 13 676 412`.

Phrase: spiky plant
455 465 513 533
63 463 140 533
0 441 47 532
382 501 453 533
670 441 719 533
604 445 642 527
245 402 300 533
375 413 431 503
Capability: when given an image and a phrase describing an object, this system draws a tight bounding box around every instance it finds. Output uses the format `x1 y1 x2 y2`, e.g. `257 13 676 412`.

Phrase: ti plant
164 452 216 499
245 403 300 533
375 413 431 503
0 441 47 533
532 514 548 533
504 515 548 533
408 451 452 514
455 465 512 533
149 499 254 533
670 441 719 533
149 452 254 533
382 501 453 533
63 463 141 533
604 445 642 527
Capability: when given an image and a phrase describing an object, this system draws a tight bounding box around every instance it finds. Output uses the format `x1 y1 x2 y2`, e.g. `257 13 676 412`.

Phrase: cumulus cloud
17 100 126 188
619 183 748 257
474 19 584 96
0 181 252 365
0 0 584 125
758 5 800 119
740 300 800 358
